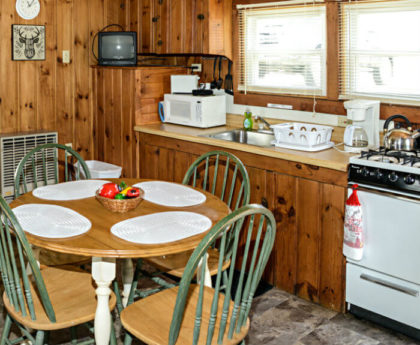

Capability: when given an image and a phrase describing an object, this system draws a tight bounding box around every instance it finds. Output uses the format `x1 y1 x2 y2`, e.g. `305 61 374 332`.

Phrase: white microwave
160 94 226 128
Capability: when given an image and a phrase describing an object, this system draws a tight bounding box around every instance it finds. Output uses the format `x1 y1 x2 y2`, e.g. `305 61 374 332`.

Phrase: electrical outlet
337 117 352 127
62 50 70 64
65 143 72 149
191 63 202 72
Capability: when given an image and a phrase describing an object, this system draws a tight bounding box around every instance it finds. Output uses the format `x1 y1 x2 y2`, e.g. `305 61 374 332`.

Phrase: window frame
232 0 420 122
339 0 420 103
237 4 328 97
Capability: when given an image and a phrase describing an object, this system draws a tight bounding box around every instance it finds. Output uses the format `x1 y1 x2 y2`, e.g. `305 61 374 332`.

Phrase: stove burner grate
360 147 420 166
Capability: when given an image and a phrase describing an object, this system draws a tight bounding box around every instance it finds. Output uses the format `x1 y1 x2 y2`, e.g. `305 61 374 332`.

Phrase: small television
98 31 137 67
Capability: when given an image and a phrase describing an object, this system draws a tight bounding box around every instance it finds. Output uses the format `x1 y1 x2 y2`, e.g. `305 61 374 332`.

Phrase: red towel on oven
343 184 364 261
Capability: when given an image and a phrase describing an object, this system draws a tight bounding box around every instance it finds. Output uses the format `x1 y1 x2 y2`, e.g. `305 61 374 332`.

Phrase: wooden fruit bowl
95 188 144 213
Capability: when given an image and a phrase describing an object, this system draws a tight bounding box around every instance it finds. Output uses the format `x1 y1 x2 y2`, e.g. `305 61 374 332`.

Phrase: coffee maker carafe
344 100 380 151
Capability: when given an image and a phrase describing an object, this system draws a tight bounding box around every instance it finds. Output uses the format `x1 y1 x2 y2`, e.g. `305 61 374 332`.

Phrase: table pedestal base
92 257 116 345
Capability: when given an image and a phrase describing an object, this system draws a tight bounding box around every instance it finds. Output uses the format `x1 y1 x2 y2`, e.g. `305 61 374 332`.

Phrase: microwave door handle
159 102 165 122
196 102 202 123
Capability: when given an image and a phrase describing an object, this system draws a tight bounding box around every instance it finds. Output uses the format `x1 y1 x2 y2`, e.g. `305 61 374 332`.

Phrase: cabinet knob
261 197 268 208
152 16 159 22
157 40 163 46
197 14 205 20
158 0 163 4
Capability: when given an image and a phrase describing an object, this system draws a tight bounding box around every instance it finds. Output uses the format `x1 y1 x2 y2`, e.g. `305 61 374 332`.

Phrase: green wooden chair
14 143 91 198
121 204 276 345
182 150 251 209
116 151 251 311
14 143 91 267
0 196 117 345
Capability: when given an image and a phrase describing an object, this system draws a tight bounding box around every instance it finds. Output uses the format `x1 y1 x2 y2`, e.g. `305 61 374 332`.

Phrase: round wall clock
16 0 41 20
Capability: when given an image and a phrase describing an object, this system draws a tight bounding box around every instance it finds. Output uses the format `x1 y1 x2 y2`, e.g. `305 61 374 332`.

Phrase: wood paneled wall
0 0 128 159
91 66 186 178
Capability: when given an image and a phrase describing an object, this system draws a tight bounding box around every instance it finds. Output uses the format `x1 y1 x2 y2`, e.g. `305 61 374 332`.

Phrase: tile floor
1 278 420 345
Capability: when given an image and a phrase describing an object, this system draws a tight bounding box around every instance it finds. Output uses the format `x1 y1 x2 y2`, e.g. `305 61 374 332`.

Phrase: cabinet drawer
346 263 420 329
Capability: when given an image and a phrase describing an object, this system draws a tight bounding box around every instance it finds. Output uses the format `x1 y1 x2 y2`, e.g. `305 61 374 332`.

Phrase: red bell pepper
99 183 121 199
126 187 140 198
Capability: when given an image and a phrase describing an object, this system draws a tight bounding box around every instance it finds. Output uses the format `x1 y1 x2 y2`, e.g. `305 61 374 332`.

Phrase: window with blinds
340 0 420 104
237 2 327 97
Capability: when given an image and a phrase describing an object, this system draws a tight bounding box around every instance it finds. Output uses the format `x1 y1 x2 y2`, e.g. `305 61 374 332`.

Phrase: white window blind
237 1 327 97
340 0 420 104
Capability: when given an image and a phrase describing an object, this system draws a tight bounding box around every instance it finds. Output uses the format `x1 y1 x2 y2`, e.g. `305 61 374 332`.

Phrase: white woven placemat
33 180 110 201
133 181 206 207
13 204 91 238
111 211 212 244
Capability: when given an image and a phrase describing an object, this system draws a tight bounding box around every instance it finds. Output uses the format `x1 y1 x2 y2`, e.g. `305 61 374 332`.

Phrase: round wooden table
10 178 230 345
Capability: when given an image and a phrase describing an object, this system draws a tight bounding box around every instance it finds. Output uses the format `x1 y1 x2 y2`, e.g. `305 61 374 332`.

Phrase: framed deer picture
12 25 45 61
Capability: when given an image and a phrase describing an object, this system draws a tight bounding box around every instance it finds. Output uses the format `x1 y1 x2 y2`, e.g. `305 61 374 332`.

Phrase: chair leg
126 258 143 306
113 280 124 315
122 259 135 308
70 326 78 345
34 331 45 345
110 318 117 345
44 332 50 345
0 314 12 345
123 332 133 345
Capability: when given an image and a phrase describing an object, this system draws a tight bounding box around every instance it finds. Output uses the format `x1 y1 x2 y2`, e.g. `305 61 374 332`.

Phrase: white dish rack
271 122 333 151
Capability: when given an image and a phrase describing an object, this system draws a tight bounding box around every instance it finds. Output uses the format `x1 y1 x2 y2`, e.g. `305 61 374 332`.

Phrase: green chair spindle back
182 151 251 211
168 204 276 345
0 196 56 323
14 143 91 198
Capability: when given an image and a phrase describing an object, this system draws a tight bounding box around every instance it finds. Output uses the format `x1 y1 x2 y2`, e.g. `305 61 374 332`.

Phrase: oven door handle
349 183 420 205
360 274 419 297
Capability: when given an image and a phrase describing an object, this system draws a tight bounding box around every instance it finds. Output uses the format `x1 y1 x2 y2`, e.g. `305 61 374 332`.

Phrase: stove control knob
404 174 416 185
388 172 399 183
375 169 384 179
361 167 370 177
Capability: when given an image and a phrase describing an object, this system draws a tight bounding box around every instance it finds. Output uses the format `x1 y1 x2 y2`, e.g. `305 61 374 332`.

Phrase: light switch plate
62 50 70 64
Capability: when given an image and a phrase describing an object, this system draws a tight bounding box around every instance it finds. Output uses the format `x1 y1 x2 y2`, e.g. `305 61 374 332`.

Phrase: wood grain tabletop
10 179 230 259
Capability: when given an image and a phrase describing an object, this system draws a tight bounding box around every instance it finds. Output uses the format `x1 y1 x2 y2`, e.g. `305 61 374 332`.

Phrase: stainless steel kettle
383 114 420 151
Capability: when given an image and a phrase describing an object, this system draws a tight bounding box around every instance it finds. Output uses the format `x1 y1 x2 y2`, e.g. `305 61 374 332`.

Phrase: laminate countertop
134 123 354 172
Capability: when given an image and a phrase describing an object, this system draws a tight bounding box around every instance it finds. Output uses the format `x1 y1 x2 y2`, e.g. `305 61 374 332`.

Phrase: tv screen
98 32 137 66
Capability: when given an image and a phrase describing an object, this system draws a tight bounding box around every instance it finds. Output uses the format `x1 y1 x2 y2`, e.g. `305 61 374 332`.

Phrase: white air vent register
0 132 58 202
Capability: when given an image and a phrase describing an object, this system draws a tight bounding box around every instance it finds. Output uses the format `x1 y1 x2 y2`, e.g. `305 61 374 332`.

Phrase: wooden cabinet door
206 0 232 58
295 178 322 304
193 0 226 56
152 0 168 53
134 0 168 53
139 143 174 181
173 150 194 183
272 173 298 294
193 0 207 54
136 0 232 57
239 167 275 284
138 0 154 53
167 0 194 53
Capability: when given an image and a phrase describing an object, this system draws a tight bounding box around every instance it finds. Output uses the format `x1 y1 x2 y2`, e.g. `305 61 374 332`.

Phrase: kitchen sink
202 129 275 147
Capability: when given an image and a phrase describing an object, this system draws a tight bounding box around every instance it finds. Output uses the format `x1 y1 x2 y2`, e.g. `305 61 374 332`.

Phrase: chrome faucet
254 116 272 132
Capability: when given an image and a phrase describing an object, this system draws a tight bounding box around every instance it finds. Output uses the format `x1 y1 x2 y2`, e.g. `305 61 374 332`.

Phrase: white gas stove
346 148 420 340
